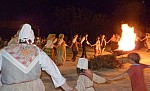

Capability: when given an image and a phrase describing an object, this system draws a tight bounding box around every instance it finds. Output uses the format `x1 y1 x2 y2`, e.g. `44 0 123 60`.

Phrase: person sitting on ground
74 58 107 91
109 52 150 91
0 23 73 91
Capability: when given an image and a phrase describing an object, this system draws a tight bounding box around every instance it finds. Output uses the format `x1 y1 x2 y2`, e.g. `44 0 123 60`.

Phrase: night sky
0 0 149 37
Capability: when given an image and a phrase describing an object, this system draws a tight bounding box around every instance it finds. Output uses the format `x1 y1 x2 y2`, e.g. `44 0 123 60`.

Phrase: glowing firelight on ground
118 24 136 51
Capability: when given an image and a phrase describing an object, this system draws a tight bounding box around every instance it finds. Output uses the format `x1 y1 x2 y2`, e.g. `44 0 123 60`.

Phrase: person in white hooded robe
0 23 73 91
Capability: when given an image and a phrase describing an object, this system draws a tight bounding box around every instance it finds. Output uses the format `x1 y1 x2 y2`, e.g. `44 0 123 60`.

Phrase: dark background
0 0 150 43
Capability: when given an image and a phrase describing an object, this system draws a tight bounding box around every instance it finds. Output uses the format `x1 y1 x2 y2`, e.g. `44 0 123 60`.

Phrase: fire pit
115 24 136 56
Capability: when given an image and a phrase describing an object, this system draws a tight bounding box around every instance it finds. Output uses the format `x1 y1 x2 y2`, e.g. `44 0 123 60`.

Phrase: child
74 58 107 91
92 36 101 57
109 52 150 91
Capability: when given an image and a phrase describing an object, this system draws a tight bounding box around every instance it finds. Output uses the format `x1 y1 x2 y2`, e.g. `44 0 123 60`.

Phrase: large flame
118 24 136 51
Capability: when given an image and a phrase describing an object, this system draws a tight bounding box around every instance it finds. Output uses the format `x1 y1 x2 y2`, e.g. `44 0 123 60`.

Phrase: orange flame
118 24 136 51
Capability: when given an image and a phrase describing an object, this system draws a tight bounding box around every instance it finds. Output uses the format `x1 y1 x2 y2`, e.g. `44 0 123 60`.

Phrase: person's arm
91 44 96 47
70 38 76 48
73 88 78 91
107 38 112 44
148 65 150 68
141 37 146 41
57 39 63 46
93 73 106 84
39 50 73 90
86 40 91 46
109 72 129 81
75 75 86 91
70 42 73 48
8 38 14 46
53 38 58 44
80 37 85 44
137 36 142 41
42 46 46 50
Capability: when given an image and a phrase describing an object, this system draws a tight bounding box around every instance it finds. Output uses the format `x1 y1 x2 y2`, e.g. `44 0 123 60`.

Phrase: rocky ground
41 46 150 91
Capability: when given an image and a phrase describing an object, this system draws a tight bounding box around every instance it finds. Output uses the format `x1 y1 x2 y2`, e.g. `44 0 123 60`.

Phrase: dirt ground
41 46 150 91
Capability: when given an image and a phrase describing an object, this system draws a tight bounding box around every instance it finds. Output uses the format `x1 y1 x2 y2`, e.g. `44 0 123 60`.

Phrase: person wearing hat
74 58 107 91
0 24 73 91
42 34 57 63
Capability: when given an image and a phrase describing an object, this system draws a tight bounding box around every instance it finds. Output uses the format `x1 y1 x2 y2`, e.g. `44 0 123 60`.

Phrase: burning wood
118 24 136 51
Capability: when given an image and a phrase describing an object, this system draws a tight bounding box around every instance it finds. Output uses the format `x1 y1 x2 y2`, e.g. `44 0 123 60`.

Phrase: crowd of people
1 29 150 64
0 23 150 91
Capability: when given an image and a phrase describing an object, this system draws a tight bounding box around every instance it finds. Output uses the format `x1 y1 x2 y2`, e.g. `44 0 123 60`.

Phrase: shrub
89 54 122 70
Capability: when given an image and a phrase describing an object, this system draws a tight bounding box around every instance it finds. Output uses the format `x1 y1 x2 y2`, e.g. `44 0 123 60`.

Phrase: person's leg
84 47 87 58
72 51 76 62
146 42 150 52
72 51 78 62
81 47 85 57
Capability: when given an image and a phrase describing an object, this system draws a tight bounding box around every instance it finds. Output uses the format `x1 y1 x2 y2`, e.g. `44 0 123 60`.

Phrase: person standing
92 36 101 56
56 34 68 66
135 35 142 50
109 53 150 91
42 34 57 63
0 24 73 91
80 33 91 58
100 35 107 55
141 33 150 52
70 34 79 62
107 34 117 52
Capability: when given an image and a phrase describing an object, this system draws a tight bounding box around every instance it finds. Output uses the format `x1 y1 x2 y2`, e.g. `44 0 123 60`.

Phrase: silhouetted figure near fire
141 33 150 52
107 34 118 53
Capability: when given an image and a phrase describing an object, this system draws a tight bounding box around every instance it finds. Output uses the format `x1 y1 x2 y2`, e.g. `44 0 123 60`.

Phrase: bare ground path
41 47 150 91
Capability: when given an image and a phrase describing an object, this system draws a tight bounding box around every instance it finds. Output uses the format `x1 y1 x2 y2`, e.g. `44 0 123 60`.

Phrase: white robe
0 44 66 91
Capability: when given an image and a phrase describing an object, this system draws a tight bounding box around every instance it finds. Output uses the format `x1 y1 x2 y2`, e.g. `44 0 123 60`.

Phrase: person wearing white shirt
80 33 91 58
70 34 79 62
0 24 73 91
42 34 57 63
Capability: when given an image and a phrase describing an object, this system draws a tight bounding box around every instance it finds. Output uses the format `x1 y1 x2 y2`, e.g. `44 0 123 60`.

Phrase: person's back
127 64 148 91
0 24 73 91
1 44 40 83
109 53 150 91
75 58 106 91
